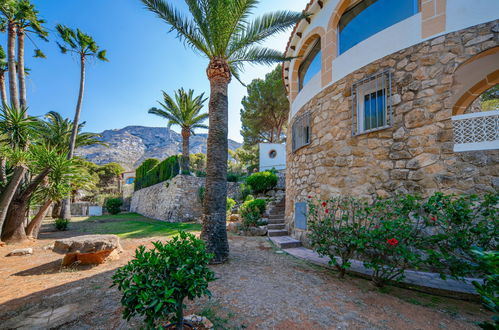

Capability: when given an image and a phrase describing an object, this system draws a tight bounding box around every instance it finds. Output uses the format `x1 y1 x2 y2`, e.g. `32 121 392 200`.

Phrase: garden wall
130 175 240 222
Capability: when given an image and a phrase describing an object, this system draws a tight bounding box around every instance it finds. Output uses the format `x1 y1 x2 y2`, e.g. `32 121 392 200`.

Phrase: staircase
267 197 301 249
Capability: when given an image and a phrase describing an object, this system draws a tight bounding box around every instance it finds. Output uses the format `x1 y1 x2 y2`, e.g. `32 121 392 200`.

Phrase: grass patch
70 213 202 239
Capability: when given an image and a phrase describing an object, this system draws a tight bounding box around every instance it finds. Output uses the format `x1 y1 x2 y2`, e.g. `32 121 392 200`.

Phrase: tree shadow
12 259 101 276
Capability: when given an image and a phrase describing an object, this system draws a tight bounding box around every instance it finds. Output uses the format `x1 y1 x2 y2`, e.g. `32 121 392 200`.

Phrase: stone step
269 214 285 219
268 229 288 237
269 236 302 249
268 218 285 224
268 223 285 230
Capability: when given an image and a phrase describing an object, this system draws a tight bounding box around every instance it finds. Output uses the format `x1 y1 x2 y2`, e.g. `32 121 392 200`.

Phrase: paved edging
271 240 482 298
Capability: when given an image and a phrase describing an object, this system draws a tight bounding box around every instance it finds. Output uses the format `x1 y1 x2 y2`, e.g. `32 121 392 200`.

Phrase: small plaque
295 202 307 230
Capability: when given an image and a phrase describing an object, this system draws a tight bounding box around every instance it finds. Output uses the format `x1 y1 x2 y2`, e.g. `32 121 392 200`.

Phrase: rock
227 222 242 233
0 241 5 247
53 235 122 266
6 248 33 256
229 214 240 222
245 226 268 236
184 315 214 329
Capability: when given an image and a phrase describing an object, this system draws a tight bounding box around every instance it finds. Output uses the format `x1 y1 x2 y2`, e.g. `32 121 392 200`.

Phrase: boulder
227 222 242 233
244 226 268 236
6 248 33 256
53 235 122 266
229 214 240 222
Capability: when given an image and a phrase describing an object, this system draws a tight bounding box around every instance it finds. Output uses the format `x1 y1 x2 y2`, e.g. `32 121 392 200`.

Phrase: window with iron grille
292 113 311 152
351 70 392 136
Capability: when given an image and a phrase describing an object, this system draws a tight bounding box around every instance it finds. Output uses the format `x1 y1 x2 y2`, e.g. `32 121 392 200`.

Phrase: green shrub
245 171 278 194
244 194 255 202
112 232 215 329
55 218 69 231
106 198 123 215
362 195 426 287
227 172 244 183
226 197 236 216
134 156 180 191
240 198 267 228
239 183 252 201
423 192 499 280
471 249 499 329
195 170 206 177
198 186 205 204
308 196 373 278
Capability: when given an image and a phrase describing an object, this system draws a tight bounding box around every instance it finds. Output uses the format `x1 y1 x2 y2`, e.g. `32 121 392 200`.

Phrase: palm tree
0 0 20 109
142 0 304 262
0 106 35 238
0 45 8 106
15 0 48 109
148 88 208 173
56 24 108 220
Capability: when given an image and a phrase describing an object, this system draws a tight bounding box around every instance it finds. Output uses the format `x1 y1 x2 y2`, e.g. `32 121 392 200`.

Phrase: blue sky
10 0 309 143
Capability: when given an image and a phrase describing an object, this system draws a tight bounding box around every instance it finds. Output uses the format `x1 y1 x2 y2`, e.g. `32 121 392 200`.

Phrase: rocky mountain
75 126 242 171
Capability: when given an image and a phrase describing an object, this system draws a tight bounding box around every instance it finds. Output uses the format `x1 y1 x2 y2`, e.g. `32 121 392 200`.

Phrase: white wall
259 143 286 172
446 0 499 34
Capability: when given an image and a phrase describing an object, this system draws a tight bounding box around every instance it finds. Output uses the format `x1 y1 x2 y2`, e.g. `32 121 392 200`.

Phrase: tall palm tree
0 0 20 109
56 24 108 220
142 0 304 262
148 88 208 173
15 0 48 109
0 45 8 106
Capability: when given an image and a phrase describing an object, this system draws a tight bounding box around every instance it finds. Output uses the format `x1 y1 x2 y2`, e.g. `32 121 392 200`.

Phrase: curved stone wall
285 21 499 243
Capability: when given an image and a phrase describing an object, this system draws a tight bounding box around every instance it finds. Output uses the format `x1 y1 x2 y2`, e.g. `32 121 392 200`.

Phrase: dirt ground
0 222 491 329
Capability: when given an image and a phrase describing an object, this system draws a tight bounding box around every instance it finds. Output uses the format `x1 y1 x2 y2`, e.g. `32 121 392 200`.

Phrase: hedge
134 156 180 191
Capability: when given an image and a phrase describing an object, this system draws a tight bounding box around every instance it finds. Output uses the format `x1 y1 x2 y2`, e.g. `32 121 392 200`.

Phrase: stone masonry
130 175 240 222
286 21 499 244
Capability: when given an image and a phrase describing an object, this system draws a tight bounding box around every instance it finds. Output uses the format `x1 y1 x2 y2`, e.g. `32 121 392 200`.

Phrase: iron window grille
292 112 311 152
351 70 393 136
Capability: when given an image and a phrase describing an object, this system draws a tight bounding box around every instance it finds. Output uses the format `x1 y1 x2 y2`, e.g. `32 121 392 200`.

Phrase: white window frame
352 70 392 136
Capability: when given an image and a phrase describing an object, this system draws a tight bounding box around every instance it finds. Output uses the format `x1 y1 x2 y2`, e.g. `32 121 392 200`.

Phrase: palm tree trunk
0 156 6 186
0 72 7 106
7 21 19 110
17 28 26 109
0 165 26 239
201 59 230 263
61 55 86 220
2 167 51 242
181 128 190 173
26 199 52 238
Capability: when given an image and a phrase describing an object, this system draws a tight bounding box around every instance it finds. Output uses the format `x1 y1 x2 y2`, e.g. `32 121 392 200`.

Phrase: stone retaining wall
130 175 240 222
286 21 499 244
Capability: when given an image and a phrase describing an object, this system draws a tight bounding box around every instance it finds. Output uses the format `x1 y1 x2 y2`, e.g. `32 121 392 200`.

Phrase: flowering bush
471 248 499 329
361 195 427 287
423 192 498 279
307 196 372 278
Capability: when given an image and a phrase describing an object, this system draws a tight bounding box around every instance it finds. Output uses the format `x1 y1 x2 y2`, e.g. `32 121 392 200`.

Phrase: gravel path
0 234 490 329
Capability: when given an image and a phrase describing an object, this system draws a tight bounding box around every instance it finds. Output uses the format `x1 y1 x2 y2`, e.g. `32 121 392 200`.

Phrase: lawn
68 213 202 239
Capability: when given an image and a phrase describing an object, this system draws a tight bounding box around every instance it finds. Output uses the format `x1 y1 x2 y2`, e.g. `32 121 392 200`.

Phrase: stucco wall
130 175 240 222
285 21 499 244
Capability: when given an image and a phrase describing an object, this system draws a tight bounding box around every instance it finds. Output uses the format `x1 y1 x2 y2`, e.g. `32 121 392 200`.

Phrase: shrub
245 171 277 194
198 186 205 204
134 156 180 191
240 198 267 228
362 195 426 287
471 249 499 329
423 192 499 279
195 170 206 177
226 197 236 216
239 183 252 201
112 232 215 329
244 194 254 202
106 198 123 215
308 196 373 278
55 218 69 231
227 172 244 183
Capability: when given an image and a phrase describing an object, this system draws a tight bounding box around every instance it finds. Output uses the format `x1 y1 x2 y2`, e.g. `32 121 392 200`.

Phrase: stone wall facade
130 175 240 222
286 22 499 243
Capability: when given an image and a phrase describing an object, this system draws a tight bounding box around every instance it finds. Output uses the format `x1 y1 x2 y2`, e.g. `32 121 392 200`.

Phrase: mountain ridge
75 125 242 171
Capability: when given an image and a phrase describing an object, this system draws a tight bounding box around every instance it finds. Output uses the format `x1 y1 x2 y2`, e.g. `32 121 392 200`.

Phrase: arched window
338 0 419 54
298 39 322 91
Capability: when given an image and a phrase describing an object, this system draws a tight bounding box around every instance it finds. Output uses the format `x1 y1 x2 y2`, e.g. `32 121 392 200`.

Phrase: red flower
374 225 379 229
387 238 398 246
431 216 437 222
322 202 327 207
325 209 329 213
308 195 312 199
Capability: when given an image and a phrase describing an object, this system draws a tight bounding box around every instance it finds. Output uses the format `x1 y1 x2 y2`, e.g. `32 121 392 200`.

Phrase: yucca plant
142 0 305 262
